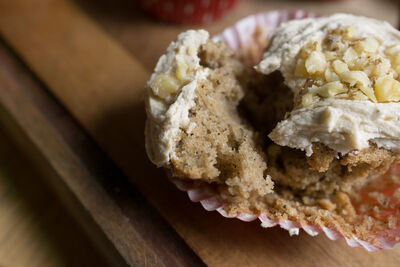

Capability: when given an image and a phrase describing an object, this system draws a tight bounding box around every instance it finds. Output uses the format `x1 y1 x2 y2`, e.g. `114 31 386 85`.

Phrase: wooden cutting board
1 0 400 266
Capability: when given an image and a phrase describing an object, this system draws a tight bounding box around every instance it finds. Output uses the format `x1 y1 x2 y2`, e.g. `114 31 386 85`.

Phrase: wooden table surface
0 0 400 266
0 126 111 267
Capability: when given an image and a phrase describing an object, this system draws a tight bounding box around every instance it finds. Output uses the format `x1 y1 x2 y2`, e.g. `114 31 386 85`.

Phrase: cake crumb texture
171 41 273 199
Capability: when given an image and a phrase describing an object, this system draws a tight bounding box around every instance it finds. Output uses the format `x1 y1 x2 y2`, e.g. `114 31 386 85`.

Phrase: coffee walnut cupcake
145 13 400 250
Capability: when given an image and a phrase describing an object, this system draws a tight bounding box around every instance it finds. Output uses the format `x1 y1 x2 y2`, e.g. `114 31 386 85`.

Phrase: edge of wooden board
0 41 204 267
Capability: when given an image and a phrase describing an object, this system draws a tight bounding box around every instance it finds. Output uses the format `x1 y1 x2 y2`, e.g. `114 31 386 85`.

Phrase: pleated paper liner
170 10 400 251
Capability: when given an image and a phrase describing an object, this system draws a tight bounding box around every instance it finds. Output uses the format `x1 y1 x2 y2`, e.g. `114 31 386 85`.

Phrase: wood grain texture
0 43 202 267
0 124 111 267
1 0 400 266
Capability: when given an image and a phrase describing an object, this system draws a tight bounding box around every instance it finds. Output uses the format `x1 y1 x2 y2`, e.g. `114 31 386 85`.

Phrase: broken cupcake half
145 14 400 243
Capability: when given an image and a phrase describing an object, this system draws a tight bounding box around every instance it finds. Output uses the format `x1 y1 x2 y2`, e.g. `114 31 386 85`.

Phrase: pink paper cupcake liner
170 10 400 251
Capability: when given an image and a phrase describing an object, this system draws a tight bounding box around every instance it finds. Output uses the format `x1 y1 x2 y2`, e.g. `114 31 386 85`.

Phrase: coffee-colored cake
145 14 400 244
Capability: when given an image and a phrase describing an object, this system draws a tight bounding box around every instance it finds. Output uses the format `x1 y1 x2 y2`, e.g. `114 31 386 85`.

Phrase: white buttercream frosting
269 99 400 156
146 14 400 164
256 14 400 155
256 14 400 79
145 30 209 167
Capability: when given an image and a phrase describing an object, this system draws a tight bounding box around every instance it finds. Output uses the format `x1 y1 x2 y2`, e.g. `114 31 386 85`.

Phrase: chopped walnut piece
151 74 182 100
292 26 400 107
375 75 400 102
305 51 327 74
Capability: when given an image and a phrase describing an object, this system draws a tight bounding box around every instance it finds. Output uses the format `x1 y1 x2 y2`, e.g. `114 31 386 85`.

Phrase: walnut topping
375 75 400 102
305 51 327 74
385 44 400 56
301 92 319 107
317 81 346 97
332 60 349 75
175 59 188 81
151 59 192 101
293 26 400 107
151 74 182 100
